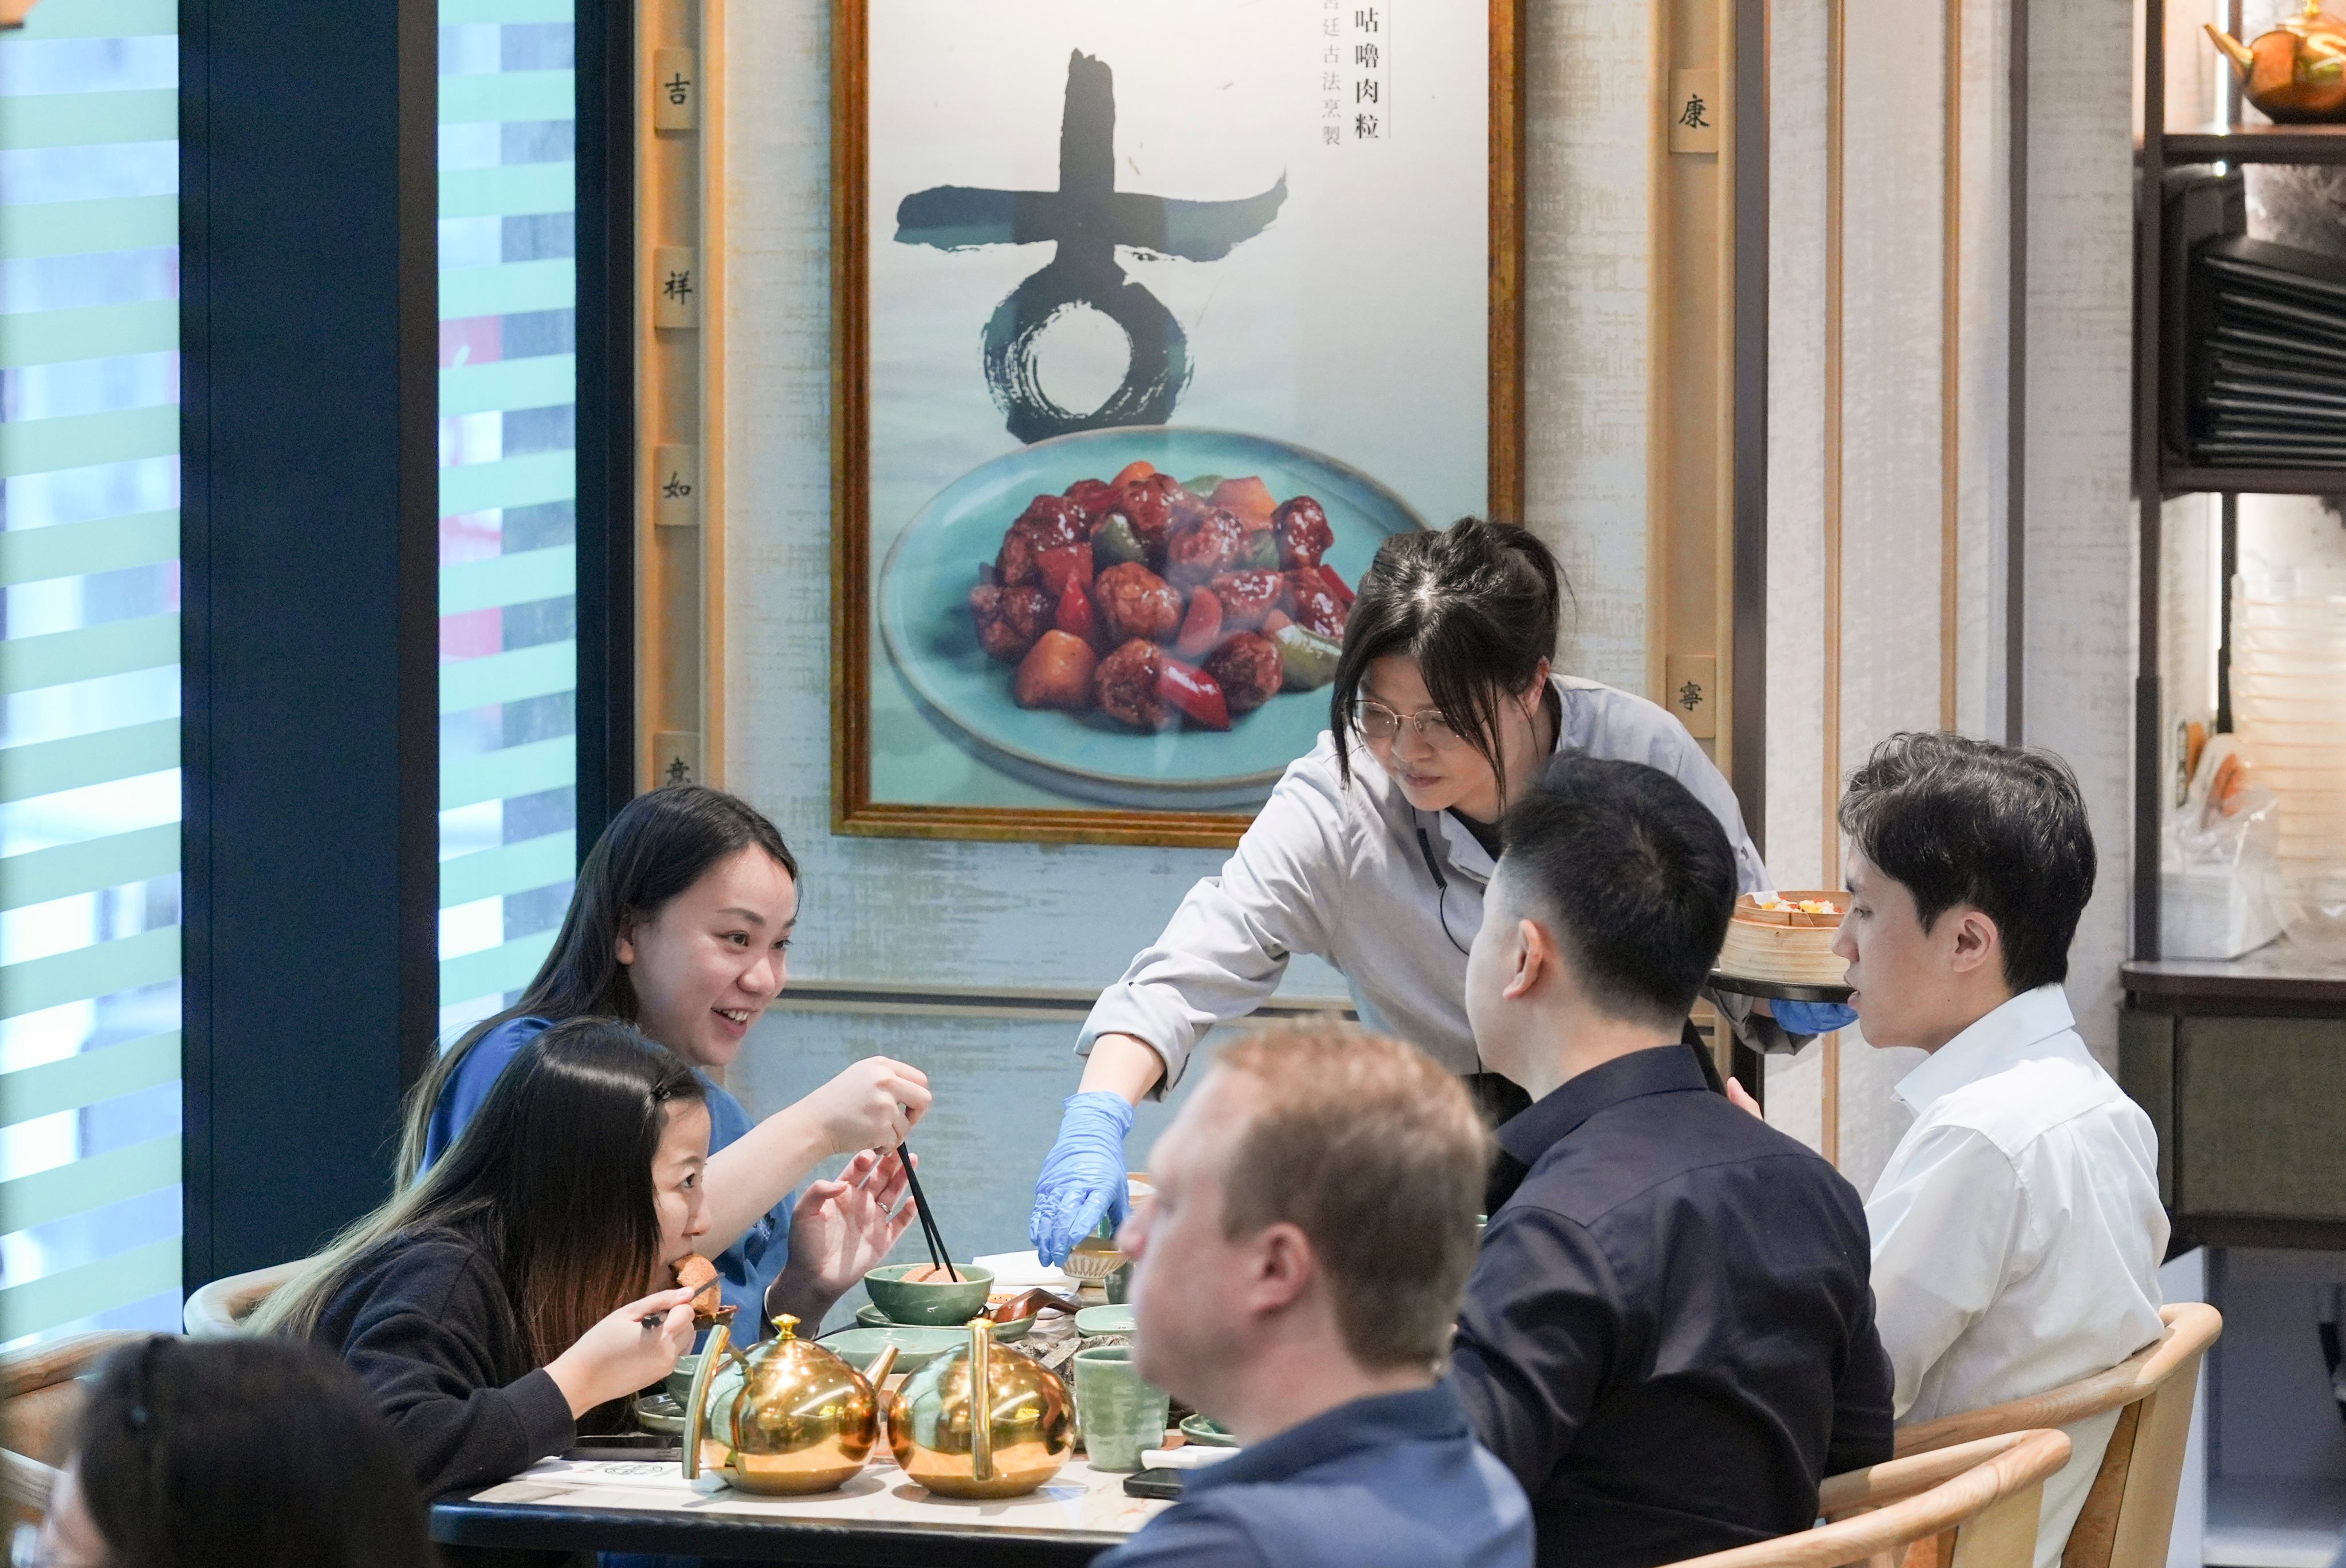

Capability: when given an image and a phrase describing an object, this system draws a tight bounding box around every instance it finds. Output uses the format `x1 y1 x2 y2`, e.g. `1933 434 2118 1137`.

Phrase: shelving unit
2128 14 2346 1566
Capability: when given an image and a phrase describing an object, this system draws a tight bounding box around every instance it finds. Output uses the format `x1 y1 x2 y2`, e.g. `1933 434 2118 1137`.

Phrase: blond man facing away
1094 1024 1534 1568
1829 733 2168 1568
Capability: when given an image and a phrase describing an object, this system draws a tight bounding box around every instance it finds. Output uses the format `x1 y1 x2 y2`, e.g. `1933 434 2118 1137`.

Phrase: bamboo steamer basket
1715 891 1851 987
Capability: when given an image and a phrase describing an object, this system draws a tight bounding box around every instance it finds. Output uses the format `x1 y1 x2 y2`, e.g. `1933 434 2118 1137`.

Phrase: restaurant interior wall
709 0 2139 1276
1755 0 2137 1193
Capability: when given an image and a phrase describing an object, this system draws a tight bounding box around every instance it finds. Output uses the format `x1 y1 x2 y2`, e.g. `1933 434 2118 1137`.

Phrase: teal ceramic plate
1074 1303 1134 1338
854 1302 1033 1341
1180 1413 1239 1448
878 427 1428 808
634 1393 687 1436
822 1325 965 1374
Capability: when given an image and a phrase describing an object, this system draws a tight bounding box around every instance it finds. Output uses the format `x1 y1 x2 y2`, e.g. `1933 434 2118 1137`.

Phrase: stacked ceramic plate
2232 571 2346 879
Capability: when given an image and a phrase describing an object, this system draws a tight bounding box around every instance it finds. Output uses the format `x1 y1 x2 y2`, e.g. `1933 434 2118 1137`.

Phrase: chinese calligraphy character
666 756 690 785
894 51 1284 442
1322 71 1340 91
1354 6 1379 31
1355 42 1380 69
662 471 692 500
663 270 693 303
1679 94 1709 129
1355 112 1380 138
665 72 690 106
1324 97 1341 117
1357 78 1380 105
1323 17 1339 36
1323 42 1340 64
1677 679 1704 713
1323 124 1342 146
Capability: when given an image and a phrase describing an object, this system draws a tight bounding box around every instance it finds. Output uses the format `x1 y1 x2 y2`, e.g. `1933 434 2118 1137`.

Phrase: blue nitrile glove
1774 999 1859 1035
1029 1090 1136 1268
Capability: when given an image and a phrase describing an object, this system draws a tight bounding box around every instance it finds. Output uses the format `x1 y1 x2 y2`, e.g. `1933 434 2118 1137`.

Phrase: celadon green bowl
862 1263 996 1326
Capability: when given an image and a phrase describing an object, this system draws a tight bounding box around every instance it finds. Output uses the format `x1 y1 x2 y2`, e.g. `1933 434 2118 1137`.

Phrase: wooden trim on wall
1941 0 1962 732
1821 0 1847 1167
1491 0 1526 524
635 0 722 793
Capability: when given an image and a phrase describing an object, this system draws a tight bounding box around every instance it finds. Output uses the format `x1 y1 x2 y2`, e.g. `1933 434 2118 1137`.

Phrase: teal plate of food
878 427 1428 808
822 1325 966 1375
1180 1413 1239 1448
856 1302 1033 1341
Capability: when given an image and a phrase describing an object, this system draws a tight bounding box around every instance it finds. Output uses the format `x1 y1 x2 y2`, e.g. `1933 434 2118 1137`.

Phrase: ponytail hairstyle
259 1018 707 1369
1329 517 1566 799
396 784 796 1184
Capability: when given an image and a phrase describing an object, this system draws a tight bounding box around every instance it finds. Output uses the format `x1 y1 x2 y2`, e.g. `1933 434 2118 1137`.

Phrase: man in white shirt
1833 732 2168 1568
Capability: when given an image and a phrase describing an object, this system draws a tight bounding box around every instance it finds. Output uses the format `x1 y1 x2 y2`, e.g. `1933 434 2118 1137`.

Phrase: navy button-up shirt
1449 1046 1894 1568
1093 1383 1532 1568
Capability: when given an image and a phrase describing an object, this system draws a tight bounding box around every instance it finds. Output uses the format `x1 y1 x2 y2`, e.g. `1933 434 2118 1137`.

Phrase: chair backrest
1663 1429 2073 1568
1891 1304 2223 1568
1 1330 144 1527
182 1257 305 1338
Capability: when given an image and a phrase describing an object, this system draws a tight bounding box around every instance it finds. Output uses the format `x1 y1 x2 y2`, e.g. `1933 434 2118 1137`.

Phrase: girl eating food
257 1022 728 1496
398 784 927 1331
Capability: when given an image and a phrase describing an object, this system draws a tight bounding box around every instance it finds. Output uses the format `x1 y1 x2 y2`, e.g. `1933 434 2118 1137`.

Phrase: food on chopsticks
969 462 1354 732
674 1252 726 1325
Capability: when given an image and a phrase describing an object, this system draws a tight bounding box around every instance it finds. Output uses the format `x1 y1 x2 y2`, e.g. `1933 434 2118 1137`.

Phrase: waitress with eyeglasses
1028 517 1853 1265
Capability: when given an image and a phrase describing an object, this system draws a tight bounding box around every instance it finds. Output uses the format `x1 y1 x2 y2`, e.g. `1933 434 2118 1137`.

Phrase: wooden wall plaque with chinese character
637 0 725 792
832 0 1523 847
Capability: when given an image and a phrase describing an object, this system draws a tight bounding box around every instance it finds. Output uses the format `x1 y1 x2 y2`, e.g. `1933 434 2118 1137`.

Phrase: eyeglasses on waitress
1351 697 1462 748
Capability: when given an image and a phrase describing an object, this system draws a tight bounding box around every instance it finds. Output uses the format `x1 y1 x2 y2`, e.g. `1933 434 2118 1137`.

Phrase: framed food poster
833 0 1523 847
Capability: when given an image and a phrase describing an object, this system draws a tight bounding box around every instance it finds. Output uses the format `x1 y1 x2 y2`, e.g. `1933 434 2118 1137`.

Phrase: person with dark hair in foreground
1448 753 1893 1568
1834 732 2164 1568
27 1335 434 1568
1094 1024 1530 1568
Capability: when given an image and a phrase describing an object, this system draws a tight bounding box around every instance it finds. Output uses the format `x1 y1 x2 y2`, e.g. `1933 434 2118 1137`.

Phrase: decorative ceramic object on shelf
2209 2 2346 123
681 1316 898 1496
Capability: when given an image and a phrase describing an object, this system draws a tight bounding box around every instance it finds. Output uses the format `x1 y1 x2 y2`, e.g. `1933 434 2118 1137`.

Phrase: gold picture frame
832 0 1524 848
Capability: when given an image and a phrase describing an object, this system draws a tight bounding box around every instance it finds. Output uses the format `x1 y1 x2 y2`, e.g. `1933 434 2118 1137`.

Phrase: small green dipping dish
823 1324 964 1375
862 1262 996 1326
1075 1303 1135 1338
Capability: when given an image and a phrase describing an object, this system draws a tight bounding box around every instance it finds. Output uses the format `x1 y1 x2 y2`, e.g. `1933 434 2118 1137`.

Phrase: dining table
430 1444 1170 1567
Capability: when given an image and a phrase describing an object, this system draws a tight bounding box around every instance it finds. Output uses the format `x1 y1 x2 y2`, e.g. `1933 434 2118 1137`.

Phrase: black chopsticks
897 1140 959 1283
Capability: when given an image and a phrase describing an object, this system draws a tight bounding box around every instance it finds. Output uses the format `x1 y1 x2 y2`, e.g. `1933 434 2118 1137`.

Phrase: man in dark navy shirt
1449 754 1895 1568
1094 1024 1532 1568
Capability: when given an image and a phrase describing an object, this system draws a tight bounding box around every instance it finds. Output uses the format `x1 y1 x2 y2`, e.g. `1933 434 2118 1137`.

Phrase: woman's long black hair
73 1335 437 1568
395 783 795 1182
260 1019 707 1369
1329 517 1566 801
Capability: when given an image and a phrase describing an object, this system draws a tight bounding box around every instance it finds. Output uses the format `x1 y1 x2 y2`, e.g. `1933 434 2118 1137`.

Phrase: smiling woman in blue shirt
1031 520 1796 1268
399 785 930 1334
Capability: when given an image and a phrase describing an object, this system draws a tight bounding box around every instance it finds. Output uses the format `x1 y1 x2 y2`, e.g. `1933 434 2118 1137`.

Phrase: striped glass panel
0 1 184 1347
437 5 579 1043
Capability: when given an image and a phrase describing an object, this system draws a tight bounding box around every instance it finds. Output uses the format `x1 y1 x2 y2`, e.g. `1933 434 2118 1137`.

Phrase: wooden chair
1 1331 143 1526
1664 1429 2073 1568
1891 1303 2222 1568
181 1257 304 1338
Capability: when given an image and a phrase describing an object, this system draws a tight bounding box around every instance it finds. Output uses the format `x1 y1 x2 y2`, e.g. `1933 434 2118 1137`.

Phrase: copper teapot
681 1315 898 1495
2209 2 2346 122
887 1317 1075 1499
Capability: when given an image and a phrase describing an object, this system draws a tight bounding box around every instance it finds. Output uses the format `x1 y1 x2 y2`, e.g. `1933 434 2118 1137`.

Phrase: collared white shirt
1079 674 1772 1087
1867 984 2168 1568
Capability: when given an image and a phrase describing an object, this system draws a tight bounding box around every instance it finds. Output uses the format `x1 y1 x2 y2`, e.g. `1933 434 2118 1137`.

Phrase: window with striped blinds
0 0 186 1348
437 0 580 1040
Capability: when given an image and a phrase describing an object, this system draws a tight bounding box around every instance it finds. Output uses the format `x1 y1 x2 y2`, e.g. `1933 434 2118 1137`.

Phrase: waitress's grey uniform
1079 675 1780 1088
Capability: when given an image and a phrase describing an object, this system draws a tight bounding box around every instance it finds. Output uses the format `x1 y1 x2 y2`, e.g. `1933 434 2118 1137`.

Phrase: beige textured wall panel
1524 0 1655 694
1763 0 1830 1154
2020 0 2135 1071
1954 0 2013 740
